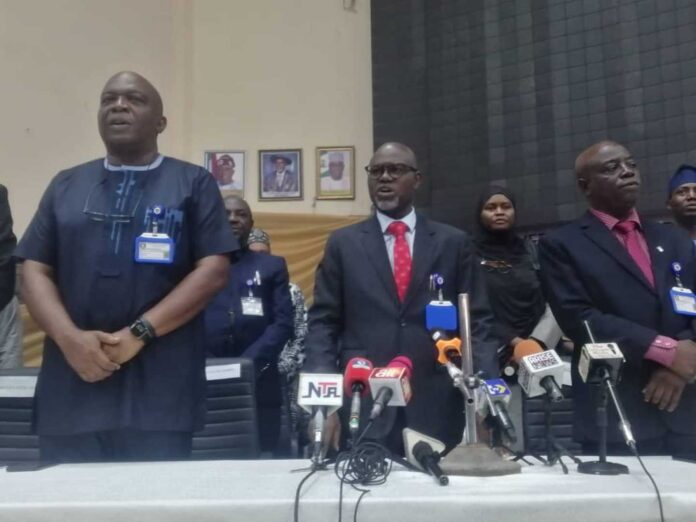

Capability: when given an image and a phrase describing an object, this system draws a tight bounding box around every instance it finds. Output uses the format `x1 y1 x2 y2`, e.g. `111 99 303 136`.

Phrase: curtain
21 211 368 367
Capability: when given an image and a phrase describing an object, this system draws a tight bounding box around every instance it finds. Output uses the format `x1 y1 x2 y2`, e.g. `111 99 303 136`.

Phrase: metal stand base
577 460 629 475
440 443 521 476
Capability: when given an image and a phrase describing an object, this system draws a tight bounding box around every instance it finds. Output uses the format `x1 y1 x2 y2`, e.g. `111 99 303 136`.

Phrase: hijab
473 185 527 262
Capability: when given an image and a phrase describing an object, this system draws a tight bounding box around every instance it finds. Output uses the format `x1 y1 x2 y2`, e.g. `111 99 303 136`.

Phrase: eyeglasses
364 163 418 179
82 180 143 223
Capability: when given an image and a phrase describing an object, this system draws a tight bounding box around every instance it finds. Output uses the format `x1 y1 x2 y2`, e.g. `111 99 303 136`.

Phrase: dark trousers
582 431 696 459
39 429 192 463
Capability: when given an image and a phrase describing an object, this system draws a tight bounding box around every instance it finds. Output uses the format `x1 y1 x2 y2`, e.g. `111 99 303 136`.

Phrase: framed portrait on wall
258 149 303 200
315 146 355 200
205 150 245 196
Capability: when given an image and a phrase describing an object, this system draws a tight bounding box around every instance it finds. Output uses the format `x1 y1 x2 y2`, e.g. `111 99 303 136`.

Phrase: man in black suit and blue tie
539 140 696 457
304 142 498 454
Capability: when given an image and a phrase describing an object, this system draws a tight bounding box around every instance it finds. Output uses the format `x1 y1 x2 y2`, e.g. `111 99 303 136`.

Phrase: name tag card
670 287 696 316
206 363 241 381
134 233 175 264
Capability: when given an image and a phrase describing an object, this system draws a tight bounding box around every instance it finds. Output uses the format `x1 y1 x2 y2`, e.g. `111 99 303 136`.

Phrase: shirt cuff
644 335 678 367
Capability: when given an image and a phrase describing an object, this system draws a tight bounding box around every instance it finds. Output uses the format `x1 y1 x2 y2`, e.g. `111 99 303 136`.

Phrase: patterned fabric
386 221 412 302
278 283 308 435
278 283 307 379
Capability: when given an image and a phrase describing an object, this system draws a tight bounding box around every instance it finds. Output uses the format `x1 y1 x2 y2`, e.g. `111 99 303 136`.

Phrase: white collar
104 154 164 171
376 207 417 234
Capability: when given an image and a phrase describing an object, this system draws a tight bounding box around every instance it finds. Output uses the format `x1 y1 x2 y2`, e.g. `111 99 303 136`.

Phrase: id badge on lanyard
425 273 457 331
134 205 175 264
669 262 696 316
241 270 264 317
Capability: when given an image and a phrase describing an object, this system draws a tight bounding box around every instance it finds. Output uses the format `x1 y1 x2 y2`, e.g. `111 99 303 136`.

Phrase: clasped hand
59 327 145 383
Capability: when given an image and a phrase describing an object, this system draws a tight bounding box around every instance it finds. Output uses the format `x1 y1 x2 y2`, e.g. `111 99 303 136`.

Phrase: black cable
334 441 394 522
292 467 316 522
631 447 665 522
354 419 374 446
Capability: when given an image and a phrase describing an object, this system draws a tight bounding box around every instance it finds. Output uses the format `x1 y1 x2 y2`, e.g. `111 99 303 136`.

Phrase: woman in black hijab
474 186 562 371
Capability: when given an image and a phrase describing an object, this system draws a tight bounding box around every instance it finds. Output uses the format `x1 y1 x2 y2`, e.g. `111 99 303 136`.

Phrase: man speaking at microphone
540 141 696 457
304 142 498 454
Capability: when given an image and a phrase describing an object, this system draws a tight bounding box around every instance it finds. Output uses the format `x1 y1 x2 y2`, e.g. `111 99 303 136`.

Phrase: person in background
204 199 293 456
667 164 696 244
247 227 309 454
473 186 563 371
0 185 22 369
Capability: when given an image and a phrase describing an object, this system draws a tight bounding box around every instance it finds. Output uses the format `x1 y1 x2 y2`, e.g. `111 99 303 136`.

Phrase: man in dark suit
539 140 696 456
304 142 497 453
204 195 293 454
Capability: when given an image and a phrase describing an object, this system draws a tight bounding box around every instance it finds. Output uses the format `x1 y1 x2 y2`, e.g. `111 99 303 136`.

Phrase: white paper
205 363 241 381
0 376 38 398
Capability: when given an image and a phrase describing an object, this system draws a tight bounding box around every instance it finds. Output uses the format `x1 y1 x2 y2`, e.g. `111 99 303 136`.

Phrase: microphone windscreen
388 355 413 378
343 357 373 396
512 339 544 363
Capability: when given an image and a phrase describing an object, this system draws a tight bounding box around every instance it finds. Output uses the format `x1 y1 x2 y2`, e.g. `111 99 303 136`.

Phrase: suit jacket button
400 321 406 327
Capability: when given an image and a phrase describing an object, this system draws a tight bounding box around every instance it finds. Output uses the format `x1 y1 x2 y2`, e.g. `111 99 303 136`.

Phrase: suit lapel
402 214 436 310
360 217 399 304
580 212 656 295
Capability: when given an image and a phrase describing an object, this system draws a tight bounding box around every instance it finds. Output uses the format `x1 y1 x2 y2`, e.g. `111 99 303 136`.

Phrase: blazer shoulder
329 217 373 241
542 219 584 245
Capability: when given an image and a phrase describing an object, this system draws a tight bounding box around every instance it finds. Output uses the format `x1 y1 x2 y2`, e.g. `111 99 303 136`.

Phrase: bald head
370 142 418 170
223 194 251 215
102 71 163 116
573 140 641 218
574 140 623 180
98 71 167 165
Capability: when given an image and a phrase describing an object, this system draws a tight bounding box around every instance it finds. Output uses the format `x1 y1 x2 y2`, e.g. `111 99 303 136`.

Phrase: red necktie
614 220 655 288
386 221 412 302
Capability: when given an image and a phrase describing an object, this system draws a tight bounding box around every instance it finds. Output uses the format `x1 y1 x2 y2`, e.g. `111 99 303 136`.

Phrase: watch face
131 321 147 339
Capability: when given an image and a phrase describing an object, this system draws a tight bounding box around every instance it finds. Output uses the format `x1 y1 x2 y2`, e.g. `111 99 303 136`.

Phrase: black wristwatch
129 316 156 345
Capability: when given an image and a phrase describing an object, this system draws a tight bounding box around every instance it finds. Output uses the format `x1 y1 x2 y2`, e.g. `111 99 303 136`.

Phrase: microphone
578 341 624 385
403 428 449 486
431 330 469 393
514 341 565 402
579 323 634 448
343 357 374 439
503 338 543 377
297 373 344 464
413 442 448 486
368 356 413 420
477 378 517 443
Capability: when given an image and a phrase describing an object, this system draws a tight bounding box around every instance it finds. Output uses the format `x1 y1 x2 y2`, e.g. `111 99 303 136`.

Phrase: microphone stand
577 324 629 475
543 393 582 474
576 375 629 475
439 294 521 476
